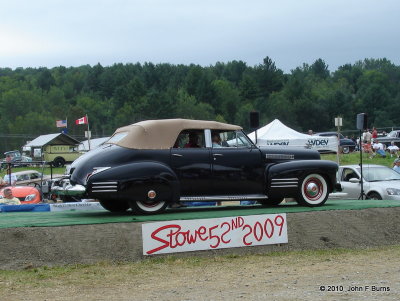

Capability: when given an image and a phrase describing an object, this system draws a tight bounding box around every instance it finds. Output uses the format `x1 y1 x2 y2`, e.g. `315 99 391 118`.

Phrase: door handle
213 153 223 157
172 153 183 157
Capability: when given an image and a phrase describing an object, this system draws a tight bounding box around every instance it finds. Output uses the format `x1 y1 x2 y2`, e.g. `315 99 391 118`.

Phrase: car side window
30 173 40 179
173 130 205 148
217 130 252 148
342 168 359 182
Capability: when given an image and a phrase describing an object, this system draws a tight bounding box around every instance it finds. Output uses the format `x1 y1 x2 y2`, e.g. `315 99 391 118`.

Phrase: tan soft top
108 119 242 149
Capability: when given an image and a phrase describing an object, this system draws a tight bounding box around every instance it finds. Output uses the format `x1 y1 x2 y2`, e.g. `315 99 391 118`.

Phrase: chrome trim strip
91 186 117 189
180 194 268 201
271 185 298 188
271 178 298 181
266 154 295 160
93 182 118 185
271 182 298 185
91 189 118 193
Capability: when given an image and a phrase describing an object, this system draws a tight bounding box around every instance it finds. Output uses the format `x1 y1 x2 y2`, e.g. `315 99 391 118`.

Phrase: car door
211 130 264 195
340 167 367 199
170 130 213 196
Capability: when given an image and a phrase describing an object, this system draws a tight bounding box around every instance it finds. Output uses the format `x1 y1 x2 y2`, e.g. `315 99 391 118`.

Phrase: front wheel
129 199 168 215
296 174 329 207
99 199 130 212
367 192 382 200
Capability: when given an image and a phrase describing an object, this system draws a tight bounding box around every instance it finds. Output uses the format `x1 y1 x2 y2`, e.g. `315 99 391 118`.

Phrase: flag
76 116 88 125
56 120 67 128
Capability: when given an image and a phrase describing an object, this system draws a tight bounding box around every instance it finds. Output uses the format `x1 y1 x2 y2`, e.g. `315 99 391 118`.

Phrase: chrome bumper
51 184 86 196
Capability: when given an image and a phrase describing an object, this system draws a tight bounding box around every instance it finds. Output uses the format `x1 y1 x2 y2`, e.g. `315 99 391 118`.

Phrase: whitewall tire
297 174 329 207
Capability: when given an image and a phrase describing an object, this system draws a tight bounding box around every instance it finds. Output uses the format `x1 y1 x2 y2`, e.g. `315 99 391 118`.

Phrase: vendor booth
248 119 338 153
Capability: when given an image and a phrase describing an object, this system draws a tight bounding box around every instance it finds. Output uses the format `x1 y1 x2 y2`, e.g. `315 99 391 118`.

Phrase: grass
321 151 396 168
0 245 398 288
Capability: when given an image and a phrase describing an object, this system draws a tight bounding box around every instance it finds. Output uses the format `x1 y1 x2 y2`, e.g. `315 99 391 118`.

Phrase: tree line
1 57 400 153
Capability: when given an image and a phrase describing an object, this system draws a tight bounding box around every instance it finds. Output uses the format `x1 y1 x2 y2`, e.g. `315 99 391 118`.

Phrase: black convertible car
53 119 339 214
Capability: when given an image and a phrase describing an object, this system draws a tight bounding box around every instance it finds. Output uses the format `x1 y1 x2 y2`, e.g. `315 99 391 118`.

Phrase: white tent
248 119 338 153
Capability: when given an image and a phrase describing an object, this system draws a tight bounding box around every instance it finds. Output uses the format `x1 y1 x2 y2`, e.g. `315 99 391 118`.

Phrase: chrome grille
91 181 118 193
270 178 299 188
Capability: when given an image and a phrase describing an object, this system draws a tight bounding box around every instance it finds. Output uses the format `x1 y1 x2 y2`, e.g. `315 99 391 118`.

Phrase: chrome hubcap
306 182 319 197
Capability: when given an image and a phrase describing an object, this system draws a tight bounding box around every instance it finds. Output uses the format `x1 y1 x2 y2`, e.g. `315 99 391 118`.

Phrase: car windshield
225 131 254 147
387 131 398 138
106 132 128 144
356 166 400 182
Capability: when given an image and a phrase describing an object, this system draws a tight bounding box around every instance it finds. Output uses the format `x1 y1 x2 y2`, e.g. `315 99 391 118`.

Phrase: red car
0 186 41 204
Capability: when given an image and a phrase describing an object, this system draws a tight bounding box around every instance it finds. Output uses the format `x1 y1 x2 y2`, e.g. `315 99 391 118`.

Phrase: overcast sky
1 0 399 72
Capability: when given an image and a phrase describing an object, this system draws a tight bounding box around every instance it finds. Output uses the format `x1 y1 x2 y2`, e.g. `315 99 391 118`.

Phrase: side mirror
349 178 360 183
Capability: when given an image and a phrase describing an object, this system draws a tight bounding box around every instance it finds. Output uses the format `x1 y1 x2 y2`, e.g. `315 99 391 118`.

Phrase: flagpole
86 114 91 151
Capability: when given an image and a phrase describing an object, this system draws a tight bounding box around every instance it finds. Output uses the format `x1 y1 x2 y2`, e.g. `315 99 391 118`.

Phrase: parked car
1 150 33 168
53 119 339 214
0 186 41 204
375 130 400 148
12 170 63 186
314 132 356 154
334 164 400 200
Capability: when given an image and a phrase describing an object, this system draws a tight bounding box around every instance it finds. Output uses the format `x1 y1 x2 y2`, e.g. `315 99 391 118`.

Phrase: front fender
87 161 180 203
266 160 338 198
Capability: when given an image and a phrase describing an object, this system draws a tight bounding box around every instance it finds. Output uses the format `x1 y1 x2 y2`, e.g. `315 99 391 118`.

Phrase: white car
335 164 400 200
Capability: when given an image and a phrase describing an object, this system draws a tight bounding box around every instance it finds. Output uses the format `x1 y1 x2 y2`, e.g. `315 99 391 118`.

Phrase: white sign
50 202 106 212
335 117 343 127
142 214 288 255
85 131 91 138
33 148 42 158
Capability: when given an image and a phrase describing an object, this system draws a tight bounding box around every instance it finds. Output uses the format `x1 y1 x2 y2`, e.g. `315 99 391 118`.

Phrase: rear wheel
259 198 284 207
129 199 168 215
60 195 81 203
99 199 129 212
53 157 65 168
296 174 329 207
367 192 382 200
341 146 350 154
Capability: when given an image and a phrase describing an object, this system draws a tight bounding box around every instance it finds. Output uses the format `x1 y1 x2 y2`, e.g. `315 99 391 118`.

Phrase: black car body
314 132 356 154
54 119 339 214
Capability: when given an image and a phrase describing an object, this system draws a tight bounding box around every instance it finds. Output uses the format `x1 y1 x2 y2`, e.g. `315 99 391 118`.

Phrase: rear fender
87 162 179 203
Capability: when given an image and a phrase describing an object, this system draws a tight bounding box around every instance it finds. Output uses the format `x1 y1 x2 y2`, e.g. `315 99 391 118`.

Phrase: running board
180 194 268 201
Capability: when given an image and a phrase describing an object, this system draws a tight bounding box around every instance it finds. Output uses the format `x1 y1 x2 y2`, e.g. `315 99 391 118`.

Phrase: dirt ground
0 246 399 301
1 207 400 300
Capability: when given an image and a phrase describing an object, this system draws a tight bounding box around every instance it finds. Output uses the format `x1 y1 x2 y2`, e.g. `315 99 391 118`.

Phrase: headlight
24 194 36 201
386 188 400 195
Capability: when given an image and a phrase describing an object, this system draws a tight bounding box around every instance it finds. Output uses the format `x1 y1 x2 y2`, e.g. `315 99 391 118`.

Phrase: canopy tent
248 119 338 153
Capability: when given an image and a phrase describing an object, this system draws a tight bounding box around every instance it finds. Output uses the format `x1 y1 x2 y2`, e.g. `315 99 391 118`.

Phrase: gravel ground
0 246 399 301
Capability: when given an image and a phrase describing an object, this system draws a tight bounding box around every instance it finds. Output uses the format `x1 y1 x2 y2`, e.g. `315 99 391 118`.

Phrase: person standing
3 169 17 186
372 127 378 139
362 129 372 144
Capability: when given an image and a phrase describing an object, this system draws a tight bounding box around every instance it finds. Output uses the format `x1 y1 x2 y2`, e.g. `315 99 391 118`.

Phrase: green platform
1 199 400 229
